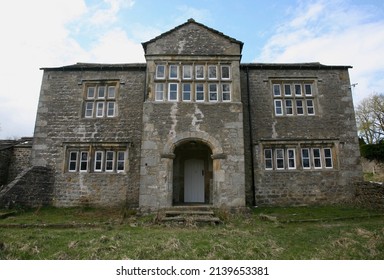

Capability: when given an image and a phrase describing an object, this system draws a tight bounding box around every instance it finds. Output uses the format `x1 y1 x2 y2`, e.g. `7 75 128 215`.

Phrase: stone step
164 210 215 216
162 215 221 223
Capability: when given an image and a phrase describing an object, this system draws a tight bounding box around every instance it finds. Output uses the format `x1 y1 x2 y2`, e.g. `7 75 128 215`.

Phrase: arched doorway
172 140 213 205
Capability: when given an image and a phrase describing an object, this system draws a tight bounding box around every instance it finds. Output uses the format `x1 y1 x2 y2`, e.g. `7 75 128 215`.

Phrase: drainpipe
246 66 257 207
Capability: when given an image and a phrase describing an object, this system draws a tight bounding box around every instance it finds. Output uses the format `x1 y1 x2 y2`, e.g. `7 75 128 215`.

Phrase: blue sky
1 0 384 138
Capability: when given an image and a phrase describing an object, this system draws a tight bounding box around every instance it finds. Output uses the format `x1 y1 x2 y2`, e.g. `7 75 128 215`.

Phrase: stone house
1 19 362 209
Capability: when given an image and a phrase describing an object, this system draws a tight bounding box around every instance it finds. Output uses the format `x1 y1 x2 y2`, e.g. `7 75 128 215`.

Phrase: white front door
184 159 205 203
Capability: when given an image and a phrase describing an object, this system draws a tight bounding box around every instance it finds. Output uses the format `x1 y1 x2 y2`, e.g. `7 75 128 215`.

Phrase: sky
1 0 384 138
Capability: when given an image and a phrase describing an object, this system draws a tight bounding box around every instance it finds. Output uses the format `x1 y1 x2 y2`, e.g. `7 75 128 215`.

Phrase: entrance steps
159 205 221 225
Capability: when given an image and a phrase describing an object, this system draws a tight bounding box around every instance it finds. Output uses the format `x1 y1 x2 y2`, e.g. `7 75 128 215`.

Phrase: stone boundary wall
354 182 384 209
0 166 54 209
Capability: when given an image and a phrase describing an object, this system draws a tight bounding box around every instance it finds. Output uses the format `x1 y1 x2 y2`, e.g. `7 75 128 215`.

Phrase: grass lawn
0 206 383 260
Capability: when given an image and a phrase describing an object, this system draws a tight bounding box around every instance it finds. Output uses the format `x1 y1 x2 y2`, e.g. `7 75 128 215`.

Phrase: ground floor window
263 145 335 171
65 144 128 173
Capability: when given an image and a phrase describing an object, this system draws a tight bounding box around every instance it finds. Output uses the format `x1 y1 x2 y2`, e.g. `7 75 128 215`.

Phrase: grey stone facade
1 19 363 209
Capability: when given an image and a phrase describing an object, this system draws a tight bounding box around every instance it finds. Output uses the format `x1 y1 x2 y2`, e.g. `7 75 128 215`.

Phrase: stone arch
161 131 224 159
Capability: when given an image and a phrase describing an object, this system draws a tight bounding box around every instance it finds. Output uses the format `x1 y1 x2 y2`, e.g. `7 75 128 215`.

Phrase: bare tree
356 93 384 144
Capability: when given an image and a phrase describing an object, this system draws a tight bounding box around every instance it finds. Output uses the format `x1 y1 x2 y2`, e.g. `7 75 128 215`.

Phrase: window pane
87 87 95 99
209 84 217 101
284 84 292 96
221 66 230 79
108 86 115 98
274 100 283 115
295 84 302 96
169 65 179 79
106 151 114 171
208 65 217 79
156 65 165 79
117 151 125 172
94 151 103 171
264 149 273 170
296 100 304 115
313 148 322 168
183 65 192 79
285 99 293 115
195 65 204 79
182 83 191 101
196 83 204 101
168 83 178 101
222 83 231 101
273 84 281 96
302 149 310 168
98 86 106 99
69 152 78 172
305 84 312 95
107 102 115 117
85 102 94 118
80 152 88 172
307 100 315 115
96 102 104 117
324 148 333 168
288 149 296 169
155 83 164 101
276 149 284 169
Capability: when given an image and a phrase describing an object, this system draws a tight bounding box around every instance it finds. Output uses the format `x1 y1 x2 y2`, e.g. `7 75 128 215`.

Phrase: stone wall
0 143 13 186
355 182 384 209
0 166 54 209
31 64 146 207
7 138 32 182
241 64 363 206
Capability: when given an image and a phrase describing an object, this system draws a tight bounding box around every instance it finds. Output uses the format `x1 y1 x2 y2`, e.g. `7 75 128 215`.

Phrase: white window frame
284 84 292 96
195 65 205 80
294 84 302 96
273 84 281 96
274 99 283 116
209 83 218 102
85 102 94 118
324 148 333 168
182 83 191 102
222 83 231 102
117 151 126 172
155 83 164 101
296 100 304 115
97 86 106 99
169 64 179 79
285 99 293 115
208 65 217 80
301 148 311 169
107 102 116 117
105 151 115 172
96 102 105 117
168 83 179 101
68 151 78 172
182 65 192 80
221 65 230 80
79 151 88 172
87 87 95 99
94 151 104 172
306 99 315 115
264 149 273 170
196 83 205 102
156 65 165 79
313 148 322 169
275 148 285 170
287 148 296 169
304 84 312 96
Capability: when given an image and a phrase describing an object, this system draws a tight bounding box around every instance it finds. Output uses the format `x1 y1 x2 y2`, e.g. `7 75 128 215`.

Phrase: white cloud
89 0 135 26
88 28 145 63
257 0 384 104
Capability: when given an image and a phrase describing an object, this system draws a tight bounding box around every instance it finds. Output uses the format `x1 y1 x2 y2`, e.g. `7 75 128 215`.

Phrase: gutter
245 67 256 207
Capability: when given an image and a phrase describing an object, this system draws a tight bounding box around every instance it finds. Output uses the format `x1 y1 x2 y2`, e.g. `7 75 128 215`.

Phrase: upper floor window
156 65 165 79
272 81 316 116
153 63 232 103
84 84 117 118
